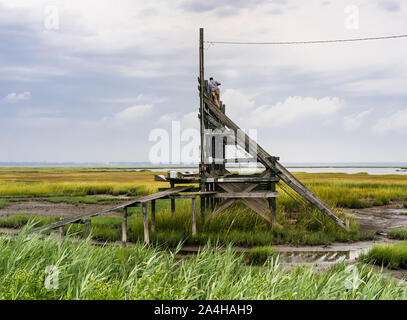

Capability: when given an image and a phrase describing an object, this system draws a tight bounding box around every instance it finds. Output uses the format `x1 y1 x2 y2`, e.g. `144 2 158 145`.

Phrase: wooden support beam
122 207 128 245
166 192 216 199
203 177 279 183
142 204 150 245
192 197 197 236
151 200 156 232
202 96 347 229
211 158 257 163
217 183 273 224
213 192 279 198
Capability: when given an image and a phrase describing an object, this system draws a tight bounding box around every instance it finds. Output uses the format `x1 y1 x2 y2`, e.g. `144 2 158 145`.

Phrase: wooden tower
161 28 347 229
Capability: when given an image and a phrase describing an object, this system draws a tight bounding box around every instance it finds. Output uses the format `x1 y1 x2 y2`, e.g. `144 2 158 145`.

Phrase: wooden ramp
200 86 347 229
33 186 192 233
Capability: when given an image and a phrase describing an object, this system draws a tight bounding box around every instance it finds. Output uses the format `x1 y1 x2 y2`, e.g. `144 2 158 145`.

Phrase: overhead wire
204 34 407 46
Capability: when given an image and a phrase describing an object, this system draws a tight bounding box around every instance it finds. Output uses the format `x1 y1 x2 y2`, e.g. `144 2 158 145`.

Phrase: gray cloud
179 0 286 13
378 0 401 12
1 0 407 163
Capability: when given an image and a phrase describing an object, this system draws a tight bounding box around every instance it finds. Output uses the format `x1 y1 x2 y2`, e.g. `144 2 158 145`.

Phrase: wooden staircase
200 80 347 229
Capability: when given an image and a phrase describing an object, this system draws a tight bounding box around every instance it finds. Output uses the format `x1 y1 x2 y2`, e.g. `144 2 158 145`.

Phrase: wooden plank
214 192 279 198
143 204 149 245
241 198 272 223
203 177 279 183
136 186 193 204
206 199 235 221
211 158 257 163
167 192 216 199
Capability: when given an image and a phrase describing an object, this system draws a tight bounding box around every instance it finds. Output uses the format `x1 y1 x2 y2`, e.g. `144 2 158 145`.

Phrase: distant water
286 167 407 175
1 162 407 175
148 166 407 175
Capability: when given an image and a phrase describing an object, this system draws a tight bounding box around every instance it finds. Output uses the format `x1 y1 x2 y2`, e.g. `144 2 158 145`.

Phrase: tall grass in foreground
0 224 406 300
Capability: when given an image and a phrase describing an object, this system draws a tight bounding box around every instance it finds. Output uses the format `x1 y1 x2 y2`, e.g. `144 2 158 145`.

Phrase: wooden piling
192 197 197 236
122 207 128 245
170 182 175 217
58 226 64 239
143 204 150 245
269 183 277 227
200 183 205 221
58 217 64 240
151 200 156 232
84 219 91 238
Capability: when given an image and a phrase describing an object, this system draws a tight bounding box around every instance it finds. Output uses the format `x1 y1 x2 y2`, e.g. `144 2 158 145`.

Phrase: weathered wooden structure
33 28 347 245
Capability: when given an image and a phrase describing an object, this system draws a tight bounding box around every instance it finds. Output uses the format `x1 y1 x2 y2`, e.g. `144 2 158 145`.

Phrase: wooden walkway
33 186 193 233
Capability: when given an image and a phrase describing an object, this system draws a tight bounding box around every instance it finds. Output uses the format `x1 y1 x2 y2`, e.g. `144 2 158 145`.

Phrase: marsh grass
0 214 59 229
0 224 406 300
360 241 407 269
0 168 397 246
0 200 8 209
1 168 407 210
388 228 407 240
0 201 374 246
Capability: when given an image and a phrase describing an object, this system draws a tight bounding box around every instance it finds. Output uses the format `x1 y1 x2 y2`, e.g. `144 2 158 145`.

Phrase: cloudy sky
1 0 406 163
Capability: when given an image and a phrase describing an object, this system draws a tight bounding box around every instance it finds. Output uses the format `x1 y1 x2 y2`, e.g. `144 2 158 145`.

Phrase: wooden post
170 182 175 217
58 218 64 240
122 207 128 245
199 27 205 169
84 219 91 238
151 200 156 232
58 226 64 239
143 204 150 245
205 183 209 210
201 183 206 221
211 183 215 211
192 197 197 236
270 183 277 227
199 27 206 223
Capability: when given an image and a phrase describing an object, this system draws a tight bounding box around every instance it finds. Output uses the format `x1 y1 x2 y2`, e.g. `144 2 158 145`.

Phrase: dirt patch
348 206 407 232
0 200 126 218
